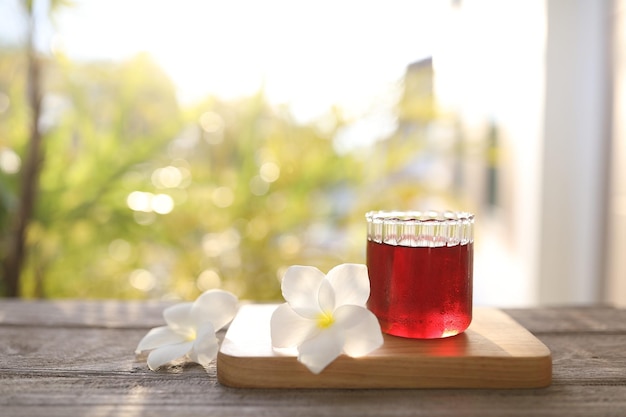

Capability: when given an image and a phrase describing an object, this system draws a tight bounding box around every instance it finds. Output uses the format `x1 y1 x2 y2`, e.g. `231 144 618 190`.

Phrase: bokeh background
1 0 624 306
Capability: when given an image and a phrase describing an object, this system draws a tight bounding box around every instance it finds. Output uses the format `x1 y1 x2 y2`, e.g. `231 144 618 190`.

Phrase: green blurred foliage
0 47 449 301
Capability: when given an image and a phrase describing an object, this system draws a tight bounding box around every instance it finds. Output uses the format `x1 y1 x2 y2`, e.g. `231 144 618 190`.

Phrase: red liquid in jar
366 240 473 339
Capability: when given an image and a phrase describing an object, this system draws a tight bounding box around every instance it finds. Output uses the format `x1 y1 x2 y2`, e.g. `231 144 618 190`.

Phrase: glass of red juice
366 211 474 339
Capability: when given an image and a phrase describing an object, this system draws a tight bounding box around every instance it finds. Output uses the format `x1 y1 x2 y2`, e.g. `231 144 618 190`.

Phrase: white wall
607 0 626 307
433 0 546 306
434 0 614 306
538 0 612 305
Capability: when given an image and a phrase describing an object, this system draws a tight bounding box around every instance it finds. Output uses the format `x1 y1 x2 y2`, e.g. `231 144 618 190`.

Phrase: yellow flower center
316 311 335 329
184 328 197 342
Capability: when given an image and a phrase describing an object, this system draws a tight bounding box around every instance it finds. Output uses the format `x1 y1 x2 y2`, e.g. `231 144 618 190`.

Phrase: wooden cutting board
217 304 552 389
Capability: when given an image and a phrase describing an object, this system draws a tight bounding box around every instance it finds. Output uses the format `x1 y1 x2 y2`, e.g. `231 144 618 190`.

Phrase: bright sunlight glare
48 0 442 122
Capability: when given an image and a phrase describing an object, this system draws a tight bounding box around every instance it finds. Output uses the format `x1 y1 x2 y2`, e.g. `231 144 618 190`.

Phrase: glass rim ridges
366 210 474 247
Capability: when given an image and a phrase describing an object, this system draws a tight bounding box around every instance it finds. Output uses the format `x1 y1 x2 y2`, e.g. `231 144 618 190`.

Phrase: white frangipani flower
270 264 383 374
136 289 238 371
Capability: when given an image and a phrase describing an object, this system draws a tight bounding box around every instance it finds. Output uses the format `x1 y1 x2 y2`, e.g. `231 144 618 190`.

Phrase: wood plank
2 325 624 385
217 304 552 389
1 302 626 417
0 299 171 328
1 375 626 417
504 306 626 333
538 334 626 385
0 326 145 373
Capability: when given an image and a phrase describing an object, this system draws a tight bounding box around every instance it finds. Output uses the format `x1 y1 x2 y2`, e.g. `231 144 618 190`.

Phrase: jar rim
365 210 474 223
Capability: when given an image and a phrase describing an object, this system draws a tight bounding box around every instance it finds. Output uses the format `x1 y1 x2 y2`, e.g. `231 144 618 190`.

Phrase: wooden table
1 300 625 416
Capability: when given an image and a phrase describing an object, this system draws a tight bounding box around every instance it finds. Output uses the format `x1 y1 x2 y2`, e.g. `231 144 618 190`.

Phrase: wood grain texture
218 305 552 389
0 299 171 328
1 300 625 417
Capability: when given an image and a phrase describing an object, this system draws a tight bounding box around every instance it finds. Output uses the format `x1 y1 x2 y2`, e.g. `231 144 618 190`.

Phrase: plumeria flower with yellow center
270 264 384 374
136 289 238 371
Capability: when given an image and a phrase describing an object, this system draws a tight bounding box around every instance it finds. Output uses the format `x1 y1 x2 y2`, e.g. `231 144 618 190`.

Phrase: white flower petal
317 278 335 313
146 341 194 371
333 304 371 329
190 289 238 331
163 302 194 333
281 265 326 318
326 263 370 307
297 327 345 374
335 305 383 358
135 326 186 354
189 323 219 367
270 303 320 348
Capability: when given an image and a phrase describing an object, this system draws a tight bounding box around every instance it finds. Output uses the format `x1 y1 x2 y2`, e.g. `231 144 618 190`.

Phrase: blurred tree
1 44 367 299
158 95 366 300
0 48 26 296
0 39 181 296
1 12 445 300
24 53 182 298
1 0 61 297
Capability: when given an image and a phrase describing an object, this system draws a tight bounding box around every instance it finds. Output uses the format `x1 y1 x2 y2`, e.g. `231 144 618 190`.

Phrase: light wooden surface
1 300 626 416
218 304 551 388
